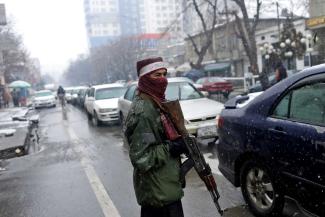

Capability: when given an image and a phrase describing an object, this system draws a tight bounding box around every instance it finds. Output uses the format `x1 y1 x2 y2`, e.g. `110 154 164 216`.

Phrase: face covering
138 72 168 102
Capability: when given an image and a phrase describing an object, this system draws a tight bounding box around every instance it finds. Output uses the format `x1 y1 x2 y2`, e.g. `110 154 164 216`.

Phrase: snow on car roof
236 91 263 108
92 83 125 89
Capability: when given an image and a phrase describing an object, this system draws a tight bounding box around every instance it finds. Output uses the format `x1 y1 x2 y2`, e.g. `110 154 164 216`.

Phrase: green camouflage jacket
124 95 183 207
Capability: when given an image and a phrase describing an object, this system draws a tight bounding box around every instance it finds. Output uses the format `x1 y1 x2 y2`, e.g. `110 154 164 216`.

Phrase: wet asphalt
0 104 308 217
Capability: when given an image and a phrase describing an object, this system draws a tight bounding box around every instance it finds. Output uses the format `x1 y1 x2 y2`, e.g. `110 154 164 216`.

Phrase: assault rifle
163 100 224 216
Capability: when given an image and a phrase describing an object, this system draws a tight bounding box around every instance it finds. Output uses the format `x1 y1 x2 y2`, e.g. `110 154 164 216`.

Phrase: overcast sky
0 0 88 79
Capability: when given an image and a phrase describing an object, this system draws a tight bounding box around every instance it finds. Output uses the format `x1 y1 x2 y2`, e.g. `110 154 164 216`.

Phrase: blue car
217 64 325 216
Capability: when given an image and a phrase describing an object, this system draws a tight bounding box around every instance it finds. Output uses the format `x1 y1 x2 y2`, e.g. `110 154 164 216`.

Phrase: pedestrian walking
275 61 287 83
57 85 66 107
19 88 28 107
3 86 11 108
11 89 19 107
124 57 188 217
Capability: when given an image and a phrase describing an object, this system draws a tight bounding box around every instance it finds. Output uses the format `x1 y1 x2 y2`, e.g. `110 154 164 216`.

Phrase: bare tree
0 22 33 83
63 56 94 86
231 0 262 75
187 0 220 69
63 36 141 85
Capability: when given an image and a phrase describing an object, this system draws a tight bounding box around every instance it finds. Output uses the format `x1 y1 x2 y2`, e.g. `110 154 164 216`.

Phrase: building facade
185 19 281 77
138 0 183 36
256 18 313 73
306 0 325 65
84 0 140 49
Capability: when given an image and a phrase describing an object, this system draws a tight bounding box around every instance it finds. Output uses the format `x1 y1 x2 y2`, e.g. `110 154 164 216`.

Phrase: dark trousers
141 200 184 217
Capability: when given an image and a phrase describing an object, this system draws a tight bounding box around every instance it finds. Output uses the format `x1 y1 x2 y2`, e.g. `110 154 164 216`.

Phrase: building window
261 36 265 40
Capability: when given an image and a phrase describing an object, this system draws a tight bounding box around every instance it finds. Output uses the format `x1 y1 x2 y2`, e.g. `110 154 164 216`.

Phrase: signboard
306 16 325 29
0 4 6 25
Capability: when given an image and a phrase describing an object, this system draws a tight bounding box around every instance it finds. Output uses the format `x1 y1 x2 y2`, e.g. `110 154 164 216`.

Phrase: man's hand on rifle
168 137 189 157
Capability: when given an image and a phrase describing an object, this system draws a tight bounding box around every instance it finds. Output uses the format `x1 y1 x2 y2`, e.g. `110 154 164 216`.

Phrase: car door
266 73 325 211
85 88 95 114
119 84 136 117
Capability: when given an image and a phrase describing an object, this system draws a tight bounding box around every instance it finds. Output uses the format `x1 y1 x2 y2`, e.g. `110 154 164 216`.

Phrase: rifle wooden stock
162 100 188 137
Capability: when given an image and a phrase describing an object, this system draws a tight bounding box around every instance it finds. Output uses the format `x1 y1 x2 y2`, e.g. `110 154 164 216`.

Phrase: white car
84 83 127 126
64 87 74 103
70 86 88 105
33 90 56 108
118 77 224 140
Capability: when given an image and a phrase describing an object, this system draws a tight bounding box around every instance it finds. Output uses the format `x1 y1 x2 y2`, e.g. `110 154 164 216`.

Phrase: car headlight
99 108 117 113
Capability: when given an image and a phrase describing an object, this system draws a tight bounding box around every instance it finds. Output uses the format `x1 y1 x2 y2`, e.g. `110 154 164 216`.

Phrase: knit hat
136 57 168 77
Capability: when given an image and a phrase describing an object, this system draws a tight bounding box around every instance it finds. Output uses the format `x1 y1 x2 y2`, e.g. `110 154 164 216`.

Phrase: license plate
197 126 217 137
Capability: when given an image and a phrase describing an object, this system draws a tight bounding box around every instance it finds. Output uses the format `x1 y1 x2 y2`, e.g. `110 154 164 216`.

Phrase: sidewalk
0 107 39 159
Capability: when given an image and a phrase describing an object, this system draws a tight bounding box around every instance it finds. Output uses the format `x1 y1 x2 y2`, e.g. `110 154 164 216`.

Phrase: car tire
240 160 284 217
92 112 101 126
119 112 124 126
87 111 92 120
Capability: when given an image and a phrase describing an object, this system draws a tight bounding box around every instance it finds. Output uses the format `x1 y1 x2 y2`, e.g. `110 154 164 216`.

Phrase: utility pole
276 1 280 38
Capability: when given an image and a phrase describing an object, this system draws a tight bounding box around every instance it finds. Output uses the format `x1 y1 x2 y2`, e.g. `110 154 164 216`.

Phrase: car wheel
92 112 101 126
87 111 92 120
240 161 284 217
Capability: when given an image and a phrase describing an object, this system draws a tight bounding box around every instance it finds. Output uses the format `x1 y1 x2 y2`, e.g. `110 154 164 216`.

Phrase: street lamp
285 38 291 44
280 42 286 48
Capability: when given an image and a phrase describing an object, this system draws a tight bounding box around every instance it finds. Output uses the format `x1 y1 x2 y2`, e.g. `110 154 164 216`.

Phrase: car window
95 87 126 100
35 91 52 97
290 83 324 125
209 77 225 82
180 83 202 100
273 94 290 118
89 88 95 97
272 82 325 125
196 78 205 84
124 85 137 101
166 83 179 100
166 82 203 100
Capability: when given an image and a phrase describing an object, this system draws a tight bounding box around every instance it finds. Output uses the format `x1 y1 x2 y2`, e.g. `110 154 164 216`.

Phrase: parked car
76 87 89 108
84 83 127 126
196 76 233 98
33 90 56 108
64 87 74 103
216 64 325 217
118 77 224 140
71 86 88 105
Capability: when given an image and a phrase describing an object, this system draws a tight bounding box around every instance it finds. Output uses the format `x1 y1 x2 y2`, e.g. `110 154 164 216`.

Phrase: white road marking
65 121 121 217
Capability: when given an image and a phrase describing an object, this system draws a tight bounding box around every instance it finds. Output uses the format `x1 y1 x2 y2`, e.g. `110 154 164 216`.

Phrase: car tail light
216 115 224 128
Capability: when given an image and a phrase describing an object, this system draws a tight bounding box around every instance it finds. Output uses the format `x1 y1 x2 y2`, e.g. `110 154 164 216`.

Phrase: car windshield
166 82 203 101
35 92 52 97
208 77 226 82
95 87 126 100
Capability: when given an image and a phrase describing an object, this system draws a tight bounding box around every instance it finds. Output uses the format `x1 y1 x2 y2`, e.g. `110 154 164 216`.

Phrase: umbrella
9 80 31 88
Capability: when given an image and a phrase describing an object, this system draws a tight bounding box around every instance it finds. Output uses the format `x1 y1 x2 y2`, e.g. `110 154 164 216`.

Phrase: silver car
118 77 224 140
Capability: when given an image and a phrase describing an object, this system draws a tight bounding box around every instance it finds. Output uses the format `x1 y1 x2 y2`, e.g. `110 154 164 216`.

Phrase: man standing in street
124 57 188 217
275 61 287 83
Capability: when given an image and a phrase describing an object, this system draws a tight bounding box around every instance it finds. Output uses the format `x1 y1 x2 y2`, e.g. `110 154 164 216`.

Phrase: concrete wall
310 0 325 17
